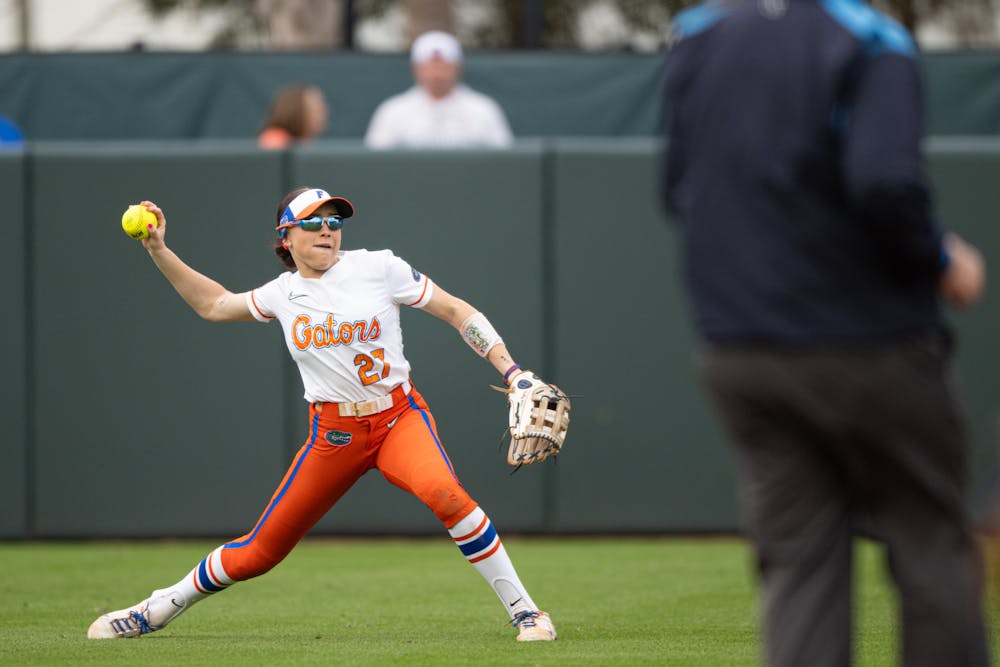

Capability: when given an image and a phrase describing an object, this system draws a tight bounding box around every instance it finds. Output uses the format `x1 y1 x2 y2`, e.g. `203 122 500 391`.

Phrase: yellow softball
121 204 158 240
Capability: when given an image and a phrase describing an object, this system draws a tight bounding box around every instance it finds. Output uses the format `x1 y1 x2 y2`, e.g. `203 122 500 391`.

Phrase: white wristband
459 311 502 358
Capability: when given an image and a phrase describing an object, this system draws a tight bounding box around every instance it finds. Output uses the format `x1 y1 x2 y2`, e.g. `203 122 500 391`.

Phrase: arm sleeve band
459 311 503 358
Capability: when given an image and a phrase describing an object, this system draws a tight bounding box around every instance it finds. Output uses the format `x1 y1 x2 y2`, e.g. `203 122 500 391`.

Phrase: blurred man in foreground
662 1 990 665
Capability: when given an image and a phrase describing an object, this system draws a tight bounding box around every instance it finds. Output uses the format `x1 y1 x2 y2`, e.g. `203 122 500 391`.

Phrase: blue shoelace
510 610 539 628
119 609 151 635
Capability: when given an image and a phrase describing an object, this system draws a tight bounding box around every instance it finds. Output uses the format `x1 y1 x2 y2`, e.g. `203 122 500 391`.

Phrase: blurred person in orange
258 84 329 150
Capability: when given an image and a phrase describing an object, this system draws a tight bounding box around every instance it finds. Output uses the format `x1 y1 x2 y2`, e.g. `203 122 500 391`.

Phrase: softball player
87 187 556 642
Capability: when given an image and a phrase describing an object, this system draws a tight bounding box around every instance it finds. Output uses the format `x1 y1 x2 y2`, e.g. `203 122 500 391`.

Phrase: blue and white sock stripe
449 507 501 563
192 546 233 595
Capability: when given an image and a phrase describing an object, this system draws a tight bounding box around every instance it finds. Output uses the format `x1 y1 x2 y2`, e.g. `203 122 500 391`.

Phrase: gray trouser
699 336 989 667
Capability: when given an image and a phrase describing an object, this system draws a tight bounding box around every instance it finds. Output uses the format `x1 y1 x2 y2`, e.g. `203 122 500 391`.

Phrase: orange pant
220 385 477 581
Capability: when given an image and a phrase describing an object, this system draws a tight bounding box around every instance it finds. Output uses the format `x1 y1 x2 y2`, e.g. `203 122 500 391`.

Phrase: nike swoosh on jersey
288 292 309 301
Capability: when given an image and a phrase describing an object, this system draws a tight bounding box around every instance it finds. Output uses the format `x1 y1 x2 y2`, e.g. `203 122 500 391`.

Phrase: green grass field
1 537 997 665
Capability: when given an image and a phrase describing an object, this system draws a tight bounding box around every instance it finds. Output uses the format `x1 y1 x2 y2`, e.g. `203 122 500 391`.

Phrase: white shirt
246 249 434 403
364 84 513 149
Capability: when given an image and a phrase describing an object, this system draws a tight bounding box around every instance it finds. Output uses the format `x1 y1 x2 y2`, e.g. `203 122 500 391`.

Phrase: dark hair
273 187 310 270
261 85 319 138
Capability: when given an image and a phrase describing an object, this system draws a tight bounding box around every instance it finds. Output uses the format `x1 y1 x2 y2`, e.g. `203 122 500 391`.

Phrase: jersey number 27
355 348 390 386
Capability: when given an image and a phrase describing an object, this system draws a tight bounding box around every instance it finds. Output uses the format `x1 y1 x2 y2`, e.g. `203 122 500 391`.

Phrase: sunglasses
276 215 344 235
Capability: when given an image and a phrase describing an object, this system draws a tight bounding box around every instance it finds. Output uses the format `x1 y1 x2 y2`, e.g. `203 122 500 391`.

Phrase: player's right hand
139 200 167 252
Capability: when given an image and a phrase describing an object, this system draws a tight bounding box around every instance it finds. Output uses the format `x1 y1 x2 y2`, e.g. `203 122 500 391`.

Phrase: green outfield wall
1 139 997 539
0 152 27 537
0 51 999 142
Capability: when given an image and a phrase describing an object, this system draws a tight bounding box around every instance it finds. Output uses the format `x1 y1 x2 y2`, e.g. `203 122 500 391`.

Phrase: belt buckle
351 402 364 418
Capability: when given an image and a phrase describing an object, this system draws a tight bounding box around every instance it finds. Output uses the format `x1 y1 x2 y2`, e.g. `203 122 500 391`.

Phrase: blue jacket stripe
458 524 498 557
821 0 916 57
671 2 730 40
225 412 320 549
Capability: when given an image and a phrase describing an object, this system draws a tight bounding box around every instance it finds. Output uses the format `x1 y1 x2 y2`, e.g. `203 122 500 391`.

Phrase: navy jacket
663 0 946 344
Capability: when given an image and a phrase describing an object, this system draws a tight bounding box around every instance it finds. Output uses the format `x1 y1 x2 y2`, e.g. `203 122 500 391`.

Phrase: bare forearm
147 246 232 319
423 287 522 379
456 313 521 381
487 344 518 376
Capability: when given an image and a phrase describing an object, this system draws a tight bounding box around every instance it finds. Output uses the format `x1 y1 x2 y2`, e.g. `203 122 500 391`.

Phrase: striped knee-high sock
449 506 537 618
143 545 234 629
171 545 235 606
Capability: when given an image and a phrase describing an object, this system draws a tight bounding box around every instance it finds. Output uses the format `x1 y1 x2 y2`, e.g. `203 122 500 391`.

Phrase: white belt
316 380 412 418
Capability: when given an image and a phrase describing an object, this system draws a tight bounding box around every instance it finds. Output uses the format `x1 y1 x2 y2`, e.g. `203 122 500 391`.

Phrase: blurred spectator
662 2 989 666
364 31 513 149
258 84 329 150
0 115 24 146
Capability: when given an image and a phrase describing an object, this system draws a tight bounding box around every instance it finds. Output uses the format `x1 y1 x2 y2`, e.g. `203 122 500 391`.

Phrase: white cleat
87 588 187 639
512 610 557 642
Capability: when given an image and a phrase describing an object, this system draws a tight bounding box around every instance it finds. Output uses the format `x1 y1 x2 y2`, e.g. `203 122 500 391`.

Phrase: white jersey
246 249 434 404
364 84 513 149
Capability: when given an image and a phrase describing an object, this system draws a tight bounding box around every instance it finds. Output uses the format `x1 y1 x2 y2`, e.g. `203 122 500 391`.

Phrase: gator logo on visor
325 430 353 446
